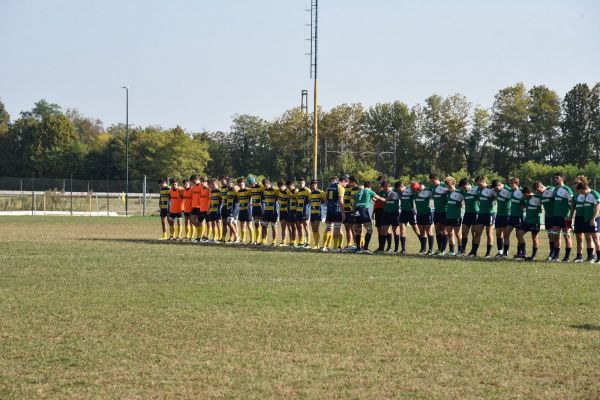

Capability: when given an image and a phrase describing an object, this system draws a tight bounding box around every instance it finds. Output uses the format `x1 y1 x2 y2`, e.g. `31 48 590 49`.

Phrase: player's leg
485 225 494 257
515 228 526 258
160 210 168 240
528 230 539 261
378 224 389 253
495 218 505 257
562 227 573 262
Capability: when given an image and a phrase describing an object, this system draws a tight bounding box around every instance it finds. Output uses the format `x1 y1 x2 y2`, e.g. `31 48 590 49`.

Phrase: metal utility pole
121 86 129 215
306 0 318 180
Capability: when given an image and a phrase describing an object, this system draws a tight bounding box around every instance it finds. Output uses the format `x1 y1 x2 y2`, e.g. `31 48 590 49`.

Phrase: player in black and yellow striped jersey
219 176 230 241
285 180 299 246
309 179 326 249
249 176 264 244
224 179 240 243
236 178 254 244
294 178 312 248
277 181 290 246
206 179 222 243
158 179 171 240
261 180 280 245
342 176 359 250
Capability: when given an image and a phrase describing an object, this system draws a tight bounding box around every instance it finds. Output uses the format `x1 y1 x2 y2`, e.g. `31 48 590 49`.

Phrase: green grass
1 216 599 399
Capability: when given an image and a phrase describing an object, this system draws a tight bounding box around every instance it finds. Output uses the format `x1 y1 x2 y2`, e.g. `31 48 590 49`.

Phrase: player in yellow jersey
249 176 264 244
309 179 326 249
277 181 290 246
286 180 299 246
206 179 222 243
294 178 312 249
225 179 240 243
237 178 254 244
261 180 280 245
219 176 230 241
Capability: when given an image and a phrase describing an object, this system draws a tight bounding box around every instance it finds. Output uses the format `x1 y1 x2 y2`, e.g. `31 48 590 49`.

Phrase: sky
0 0 599 132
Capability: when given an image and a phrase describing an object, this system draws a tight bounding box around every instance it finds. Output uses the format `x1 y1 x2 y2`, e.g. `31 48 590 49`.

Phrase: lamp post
121 86 129 215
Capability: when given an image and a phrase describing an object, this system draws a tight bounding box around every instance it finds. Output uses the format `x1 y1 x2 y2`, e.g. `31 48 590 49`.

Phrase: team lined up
157 172 600 262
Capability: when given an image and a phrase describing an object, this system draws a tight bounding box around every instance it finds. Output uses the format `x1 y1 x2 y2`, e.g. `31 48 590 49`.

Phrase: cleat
525 256 537 262
321 247 329 252
551 258 562 262
494 252 503 258
417 250 426 255
427 250 433 256
561 257 570 263
484 254 492 259
448 252 456 257
362 249 373 254
573 257 583 263
466 253 476 258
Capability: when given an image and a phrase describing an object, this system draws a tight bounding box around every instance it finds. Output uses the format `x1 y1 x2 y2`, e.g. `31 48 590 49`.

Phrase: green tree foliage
528 85 561 164
270 107 311 179
561 83 592 167
464 108 492 176
320 103 365 175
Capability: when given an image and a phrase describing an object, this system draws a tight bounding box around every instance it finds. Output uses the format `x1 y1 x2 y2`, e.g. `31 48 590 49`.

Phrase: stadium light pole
306 0 319 180
121 86 129 216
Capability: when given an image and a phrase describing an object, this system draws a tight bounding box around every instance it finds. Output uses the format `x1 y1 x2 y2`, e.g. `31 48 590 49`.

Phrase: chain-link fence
0 176 160 216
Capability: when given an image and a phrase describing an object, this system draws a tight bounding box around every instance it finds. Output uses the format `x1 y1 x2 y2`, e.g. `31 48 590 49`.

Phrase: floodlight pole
121 86 129 216
312 0 319 181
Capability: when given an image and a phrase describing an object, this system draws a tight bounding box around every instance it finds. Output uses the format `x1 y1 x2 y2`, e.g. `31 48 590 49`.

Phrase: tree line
0 82 599 186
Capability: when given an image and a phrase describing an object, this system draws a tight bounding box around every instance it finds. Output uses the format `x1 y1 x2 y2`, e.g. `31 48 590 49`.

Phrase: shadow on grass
570 324 600 331
79 237 525 262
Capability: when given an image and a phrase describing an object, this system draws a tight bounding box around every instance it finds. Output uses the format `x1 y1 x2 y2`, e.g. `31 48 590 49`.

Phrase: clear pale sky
1 0 598 132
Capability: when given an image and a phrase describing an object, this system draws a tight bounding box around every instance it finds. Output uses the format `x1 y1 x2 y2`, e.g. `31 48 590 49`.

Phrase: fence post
143 175 147 216
70 174 73 216
106 176 110 216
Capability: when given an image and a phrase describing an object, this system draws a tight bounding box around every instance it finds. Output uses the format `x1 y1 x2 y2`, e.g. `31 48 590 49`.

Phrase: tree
528 85 561 164
66 108 104 144
561 83 592 167
464 108 492 176
589 82 600 163
228 114 271 177
319 103 365 175
204 131 235 178
490 83 531 176
419 95 446 173
270 107 311 179
439 94 470 174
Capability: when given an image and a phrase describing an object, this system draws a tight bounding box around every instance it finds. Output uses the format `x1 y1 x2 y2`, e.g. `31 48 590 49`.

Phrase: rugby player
323 176 345 252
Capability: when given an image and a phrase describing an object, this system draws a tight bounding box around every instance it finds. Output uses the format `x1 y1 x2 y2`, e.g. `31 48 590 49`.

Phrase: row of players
157 172 600 263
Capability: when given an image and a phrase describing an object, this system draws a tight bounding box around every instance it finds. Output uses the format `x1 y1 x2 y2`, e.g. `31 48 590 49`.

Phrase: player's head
190 174 199 184
576 181 590 193
237 177 245 188
394 180 403 190
475 175 486 187
263 179 271 188
533 181 544 193
382 180 391 190
429 173 440 185
445 176 456 189
183 179 190 188
340 175 349 187
492 180 502 191
574 175 588 186
298 177 306 188
364 181 372 189
522 186 532 198
348 175 357 186
201 176 208 186
220 176 228 185
171 178 179 188
208 179 217 189
246 175 257 187
310 179 318 190
552 172 564 185
330 175 338 183
458 178 469 190
509 177 519 190
410 181 420 192
159 178 168 187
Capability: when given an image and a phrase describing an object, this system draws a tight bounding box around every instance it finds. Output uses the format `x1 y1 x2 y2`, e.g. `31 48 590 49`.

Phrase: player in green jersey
399 181 421 254
430 173 449 255
414 183 435 255
494 179 512 258
515 182 545 261
460 178 479 254
576 181 600 263
540 184 555 259
549 172 574 262
353 181 385 253
443 177 464 256
468 176 497 258
379 181 402 254
504 177 524 258
571 175 589 262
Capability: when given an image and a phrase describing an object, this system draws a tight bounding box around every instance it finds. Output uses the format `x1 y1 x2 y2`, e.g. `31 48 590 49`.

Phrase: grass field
1 216 599 399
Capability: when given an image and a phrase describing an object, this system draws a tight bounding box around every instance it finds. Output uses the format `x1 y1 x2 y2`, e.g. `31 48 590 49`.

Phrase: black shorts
520 222 540 234
353 207 372 224
169 212 182 220
252 206 263 218
463 212 478 226
206 212 221 222
476 213 496 226
310 214 322 222
585 218 600 233
417 213 433 226
239 210 252 222
286 211 296 222
191 208 201 216
262 211 278 223
551 216 568 229
495 215 509 229
196 211 207 222
226 207 239 219
344 212 354 225
374 208 384 228
296 211 309 222
433 211 446 224
326 210 343 223
184 212 192 217
400 210 417 226
574 216 585 234
544 217 553 231
507 216 523 228
280 211 288 221
444 217 462 227
382 211 400 227
160 209 168 218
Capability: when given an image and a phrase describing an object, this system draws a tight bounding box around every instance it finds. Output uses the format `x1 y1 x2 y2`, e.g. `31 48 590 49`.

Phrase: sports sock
458 243 463 253
503 244 509 255
394 234 399 252
522 244 526 256
531 247 538 258
554 248 560 260
364 232 372 250
162 231 167 240
436 234 442 250
378 235 386 251
419 236 426 252
355 232 362 249
497 238 504 252
427 235 434 251
441 235 448 252
400 236 406 252
564 247 571 259
314 231 321 247
486 244 492 256
386 233 392 250
339 231 344 248
461 237 468 252
470 243 479 256
548 240 555 258
169 225 175 238
449 244 455 253
586 248 593 260
360 235 365 248
177 224 183 239
241 229 246 243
